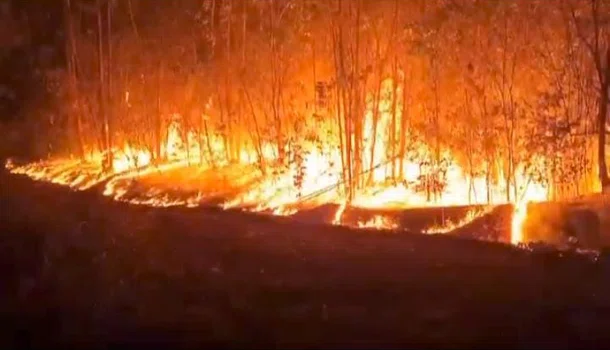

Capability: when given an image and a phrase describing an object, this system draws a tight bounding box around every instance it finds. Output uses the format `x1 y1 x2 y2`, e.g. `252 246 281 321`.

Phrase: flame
511 201 527 245
424 206 494 235
509 176 548 245
332 202 348 225
4 78 552 244
356 215 399 230
7 158 114 190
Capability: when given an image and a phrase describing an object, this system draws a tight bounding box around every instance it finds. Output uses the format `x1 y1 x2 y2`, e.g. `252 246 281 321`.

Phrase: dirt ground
3 168 610 348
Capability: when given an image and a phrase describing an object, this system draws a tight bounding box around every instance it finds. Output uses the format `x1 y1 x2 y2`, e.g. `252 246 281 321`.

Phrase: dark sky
1 0 64 122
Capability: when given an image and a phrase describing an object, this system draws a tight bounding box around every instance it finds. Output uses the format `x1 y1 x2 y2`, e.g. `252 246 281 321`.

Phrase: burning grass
4 146 545 244
5 78 551 243
423 206 495 235
5 156 509 238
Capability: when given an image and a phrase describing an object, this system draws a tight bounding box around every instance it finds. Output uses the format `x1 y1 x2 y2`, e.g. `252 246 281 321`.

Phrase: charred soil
2 170 610 349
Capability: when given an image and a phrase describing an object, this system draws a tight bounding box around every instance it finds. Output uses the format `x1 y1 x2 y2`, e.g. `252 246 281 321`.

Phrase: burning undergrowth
5 158 111 190
6 78 552 243
5 155 501 237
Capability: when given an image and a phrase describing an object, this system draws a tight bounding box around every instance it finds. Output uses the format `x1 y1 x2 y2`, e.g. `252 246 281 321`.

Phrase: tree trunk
431 57 441 203
367 70 382 186
241 79 266 173
96 0 111 170
225 0 234 164
63 0 85 158
155 62 163 161
597 48 610 191
390 58 398 180
312 38 317 114
335 0 354 201
106 0 113 158
269 1 284 164
64 0 85 158
201 114 215 168
352 0 363 190
331 0 351 199
398 66 408 180
242 0 247 65
389 0 400 180
598 80 609 190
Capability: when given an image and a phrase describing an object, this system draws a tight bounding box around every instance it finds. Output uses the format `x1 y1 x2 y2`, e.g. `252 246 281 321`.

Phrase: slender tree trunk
312 38 317 114
332 30 347 196
398 66 408 180
335 0 354 201
598 48 610 191
367 75 382 186
106 0 113 156
155 62 163 161
202 114 215 167
352 0 362 190
390 58 398 180
241 79 266 173
464 89 477 204
96 0 111 170
242 0 247 65
479 95 492 204
269 2 284 164
598 79 609 189
331 0 350 199
63 0 85 158
215 83 230 162
432 56 441 203
388 0 400 180
225 0 234 164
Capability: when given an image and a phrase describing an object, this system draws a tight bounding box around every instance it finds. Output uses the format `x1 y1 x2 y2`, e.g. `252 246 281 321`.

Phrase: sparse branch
567 0 603 85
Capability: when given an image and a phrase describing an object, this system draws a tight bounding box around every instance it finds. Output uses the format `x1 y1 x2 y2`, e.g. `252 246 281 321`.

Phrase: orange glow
511 201 527 245
424 206 494 235
356 215 399 230
4 78 551 241
509 174 548 244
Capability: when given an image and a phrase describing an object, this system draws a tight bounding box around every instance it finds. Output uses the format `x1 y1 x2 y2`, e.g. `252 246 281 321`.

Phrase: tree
566 0 610 191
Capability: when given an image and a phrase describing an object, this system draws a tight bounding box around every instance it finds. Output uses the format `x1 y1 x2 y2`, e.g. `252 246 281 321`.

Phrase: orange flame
424 206 494 235
4 78 550 243
356 215 399 230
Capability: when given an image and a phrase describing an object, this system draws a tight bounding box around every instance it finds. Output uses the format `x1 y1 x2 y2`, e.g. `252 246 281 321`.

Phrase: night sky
1 0 64 122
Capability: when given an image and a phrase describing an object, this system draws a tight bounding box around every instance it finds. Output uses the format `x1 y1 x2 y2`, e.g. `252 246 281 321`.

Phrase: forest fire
6 1 610 347
5 146 544 241
424 206 495 235
4 77 550 243
6 0 607 247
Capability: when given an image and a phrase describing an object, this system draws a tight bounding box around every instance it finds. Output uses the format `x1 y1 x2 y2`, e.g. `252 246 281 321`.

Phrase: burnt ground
2 169 610 349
